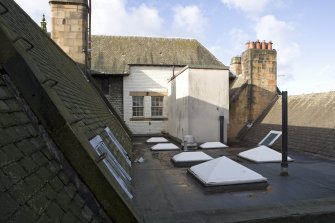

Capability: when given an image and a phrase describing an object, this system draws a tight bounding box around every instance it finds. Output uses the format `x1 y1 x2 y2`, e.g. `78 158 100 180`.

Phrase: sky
14 0 335 95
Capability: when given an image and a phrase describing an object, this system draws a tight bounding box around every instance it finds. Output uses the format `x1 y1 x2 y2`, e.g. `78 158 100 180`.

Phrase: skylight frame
258 130 282 146
89 135 133 199
104 127 131 167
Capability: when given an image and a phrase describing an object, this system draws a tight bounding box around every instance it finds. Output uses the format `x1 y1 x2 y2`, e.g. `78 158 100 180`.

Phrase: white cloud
255 15 301 81
92 0 164 36
222 0 270 17
172 5 207 39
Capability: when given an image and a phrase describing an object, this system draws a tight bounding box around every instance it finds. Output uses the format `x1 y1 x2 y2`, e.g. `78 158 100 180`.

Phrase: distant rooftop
91 35 226 75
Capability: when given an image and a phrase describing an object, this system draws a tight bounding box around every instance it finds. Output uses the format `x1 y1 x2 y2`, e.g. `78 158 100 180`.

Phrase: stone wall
50 1 88 65
94 76 124 118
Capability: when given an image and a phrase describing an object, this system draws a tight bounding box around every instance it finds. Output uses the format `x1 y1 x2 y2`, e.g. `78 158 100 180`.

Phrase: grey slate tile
3 162 27 184
0 192 18 222
45 201 65 219
11 206 39 223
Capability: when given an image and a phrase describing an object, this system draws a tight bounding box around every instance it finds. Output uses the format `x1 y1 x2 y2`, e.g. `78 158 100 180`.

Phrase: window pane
132 96 144 117
151 96 163 116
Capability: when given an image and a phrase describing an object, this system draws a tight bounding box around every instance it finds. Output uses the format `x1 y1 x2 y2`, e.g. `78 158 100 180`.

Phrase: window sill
130 117 168 121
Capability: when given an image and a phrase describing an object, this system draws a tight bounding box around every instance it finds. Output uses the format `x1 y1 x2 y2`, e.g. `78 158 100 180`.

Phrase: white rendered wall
124 66 181 134
188 68 229 143
168 69 189 139
168 68 229 143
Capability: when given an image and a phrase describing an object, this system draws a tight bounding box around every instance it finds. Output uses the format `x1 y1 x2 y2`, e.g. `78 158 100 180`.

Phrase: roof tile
0 192 18 222
91 35 226 75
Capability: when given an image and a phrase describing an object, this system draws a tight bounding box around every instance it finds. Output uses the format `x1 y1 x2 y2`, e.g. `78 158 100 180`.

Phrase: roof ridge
92 35 197 41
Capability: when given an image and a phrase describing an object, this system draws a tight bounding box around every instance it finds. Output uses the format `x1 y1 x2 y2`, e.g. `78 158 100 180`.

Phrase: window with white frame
89 135 133 199
151 96 163 117
132 96 144 117
104 127 131 167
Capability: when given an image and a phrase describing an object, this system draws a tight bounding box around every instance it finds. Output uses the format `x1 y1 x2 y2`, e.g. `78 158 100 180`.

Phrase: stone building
229 40 277 142
48 0 230 143
90 36 229 142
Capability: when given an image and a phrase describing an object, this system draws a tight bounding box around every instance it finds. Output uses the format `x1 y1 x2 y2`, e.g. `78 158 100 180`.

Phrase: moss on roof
0 1 138 222
91 35 226 75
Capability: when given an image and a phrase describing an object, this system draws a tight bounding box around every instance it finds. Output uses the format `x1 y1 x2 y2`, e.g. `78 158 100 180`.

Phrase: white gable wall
168 67 229 143
124 66 182 134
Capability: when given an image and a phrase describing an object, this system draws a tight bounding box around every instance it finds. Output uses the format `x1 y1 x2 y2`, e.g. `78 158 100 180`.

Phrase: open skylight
258 130 282 146
105 127 131 166
238 145 294 163
189 156 267 186
200 142 228 149
89 135 133 199
151 143 179 151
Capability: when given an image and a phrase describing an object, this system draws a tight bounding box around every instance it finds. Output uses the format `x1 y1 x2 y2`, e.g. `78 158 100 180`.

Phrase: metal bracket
95 153 107 163
13 37 34 52
42 78 58 88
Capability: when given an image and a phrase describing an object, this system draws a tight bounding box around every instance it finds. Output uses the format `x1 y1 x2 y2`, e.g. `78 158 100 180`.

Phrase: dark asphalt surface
131 137 335 222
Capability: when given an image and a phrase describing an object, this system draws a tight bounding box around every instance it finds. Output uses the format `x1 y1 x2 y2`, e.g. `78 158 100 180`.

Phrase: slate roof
49 0 88 4
91 35 226 75
241 91 335 158
0 1 138 222
0 74 109 223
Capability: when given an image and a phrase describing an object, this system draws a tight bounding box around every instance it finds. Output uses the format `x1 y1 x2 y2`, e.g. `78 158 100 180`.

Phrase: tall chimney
49 0 89 65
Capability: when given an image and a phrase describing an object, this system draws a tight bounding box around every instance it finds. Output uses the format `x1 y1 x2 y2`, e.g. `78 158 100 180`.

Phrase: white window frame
104 127 131 167
89 135 133 199
258 130 282 146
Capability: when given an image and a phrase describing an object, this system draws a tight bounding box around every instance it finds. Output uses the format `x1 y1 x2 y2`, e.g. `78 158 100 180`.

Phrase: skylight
89 135 133 199
146 137 169 143
200 142 228 149
258 130 282 146
189 156 267 186
238 145 294 163
151 143 179 151
105 127 131 167
172 152 213 162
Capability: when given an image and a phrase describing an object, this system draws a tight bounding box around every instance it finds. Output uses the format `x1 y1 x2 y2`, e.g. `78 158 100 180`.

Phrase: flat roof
132 137 335 222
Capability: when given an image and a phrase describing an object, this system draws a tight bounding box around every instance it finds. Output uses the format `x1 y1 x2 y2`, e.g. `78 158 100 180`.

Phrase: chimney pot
256 40 261 49
267 41 273 50
261 40 267 50
249 41 255 49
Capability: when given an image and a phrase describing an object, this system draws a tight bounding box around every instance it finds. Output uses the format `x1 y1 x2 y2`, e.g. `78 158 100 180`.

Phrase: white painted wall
168 69 189 140
168 67 229 143
123 66 182 134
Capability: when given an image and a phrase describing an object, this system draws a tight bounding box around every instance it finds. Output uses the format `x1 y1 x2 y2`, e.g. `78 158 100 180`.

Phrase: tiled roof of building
0 1 138 222
91 35 226 75
241 91 335 158
0 75 109 223
49 0 88 4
